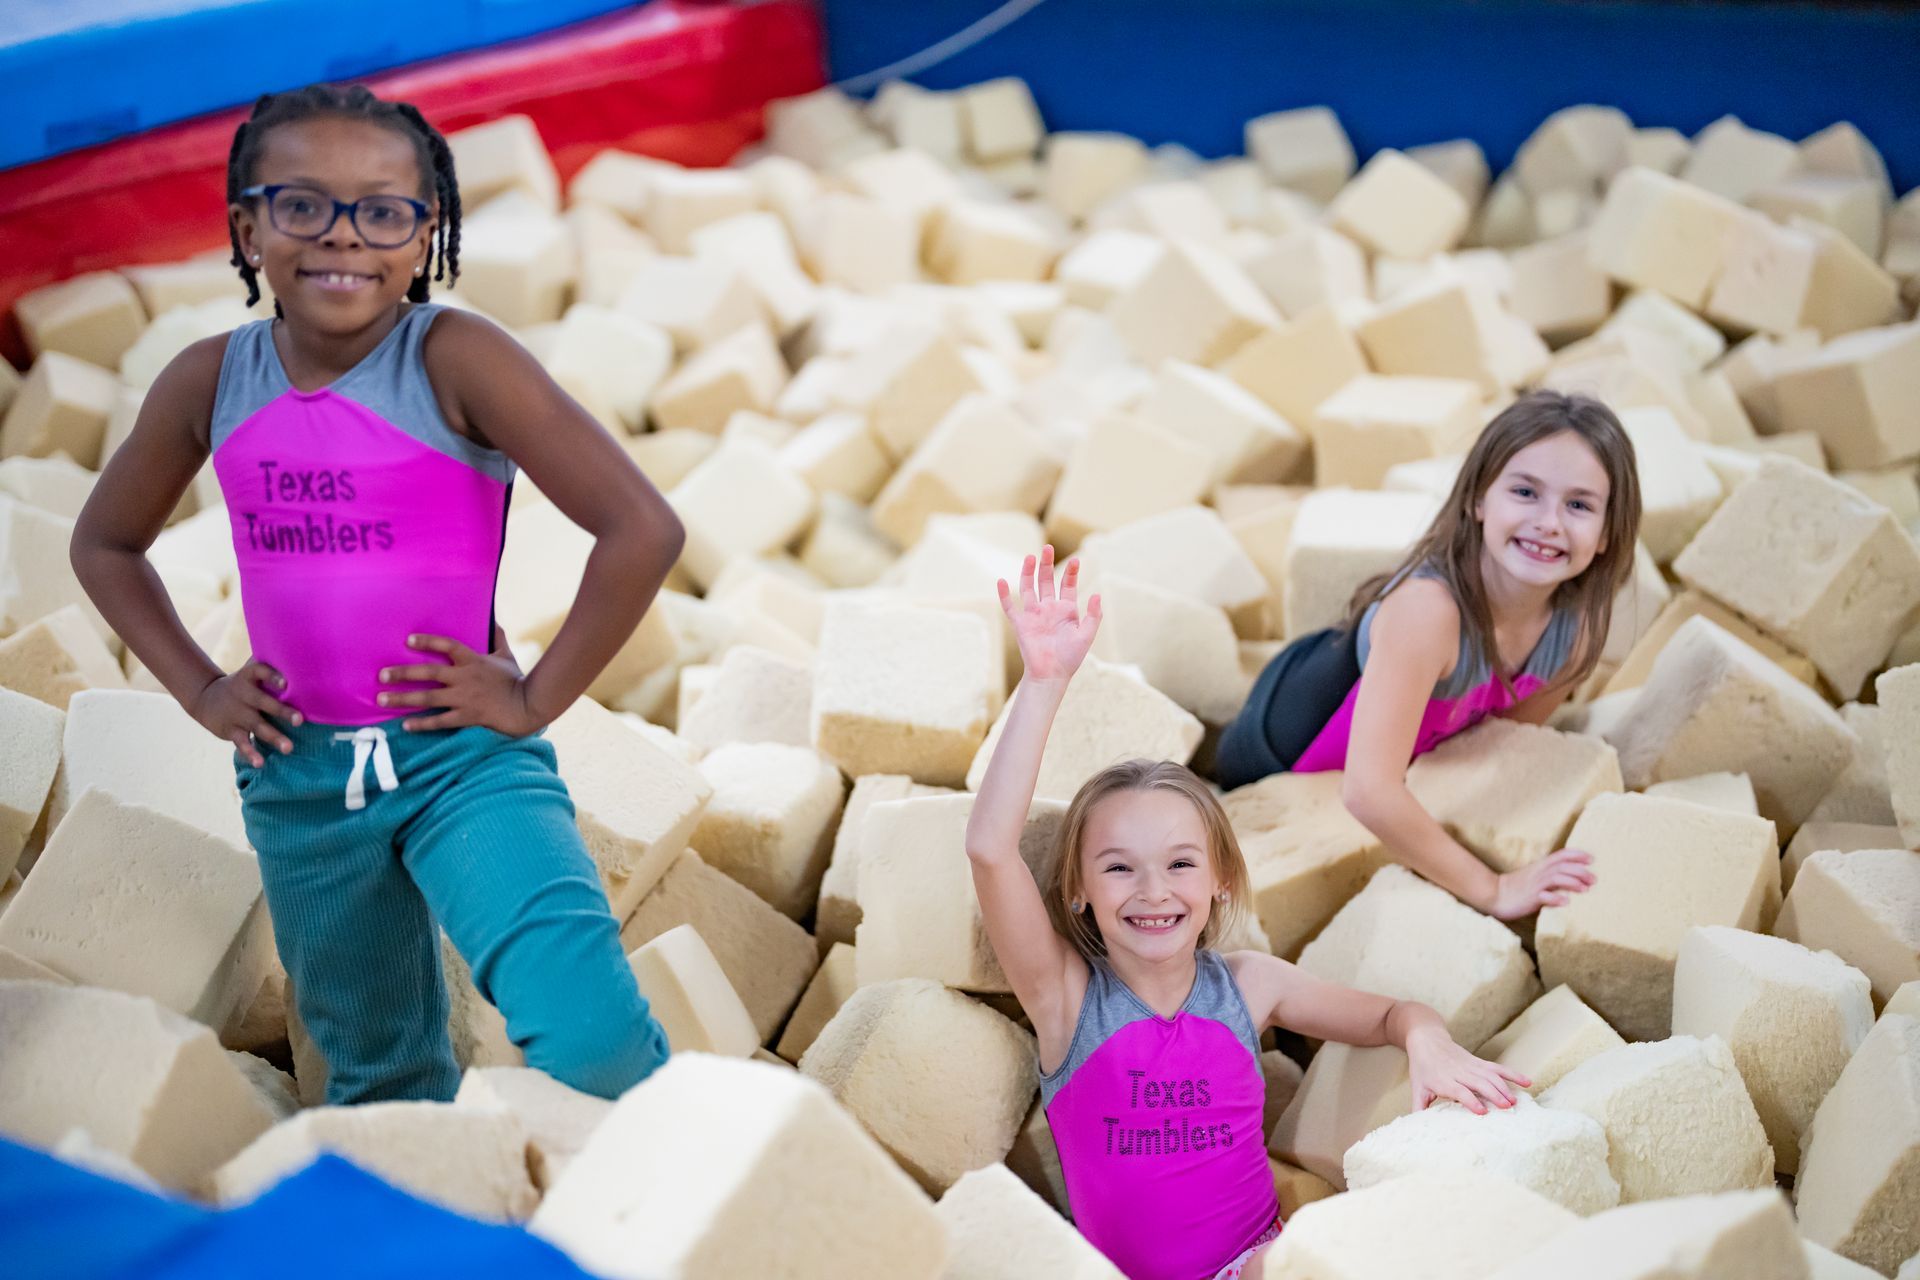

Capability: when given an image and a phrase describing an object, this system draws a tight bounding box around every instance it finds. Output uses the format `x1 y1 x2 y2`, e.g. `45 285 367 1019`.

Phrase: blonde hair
1046 759 1255 961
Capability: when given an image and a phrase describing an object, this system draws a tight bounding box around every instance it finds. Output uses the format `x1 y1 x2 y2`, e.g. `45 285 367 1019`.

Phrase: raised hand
1487 847 1597 920
1405 1024 1532 1115
192 660 301 766
998 545 1101 684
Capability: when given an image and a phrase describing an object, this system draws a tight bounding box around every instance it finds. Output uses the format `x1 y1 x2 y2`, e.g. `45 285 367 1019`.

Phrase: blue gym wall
821 0 1920 194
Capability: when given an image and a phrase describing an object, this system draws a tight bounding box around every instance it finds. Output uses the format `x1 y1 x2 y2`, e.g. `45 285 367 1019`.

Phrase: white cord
829 0 1052 96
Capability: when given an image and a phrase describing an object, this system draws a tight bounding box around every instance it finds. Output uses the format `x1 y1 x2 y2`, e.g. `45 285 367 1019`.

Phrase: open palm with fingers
999 545 1101 684
1489 847 1597 920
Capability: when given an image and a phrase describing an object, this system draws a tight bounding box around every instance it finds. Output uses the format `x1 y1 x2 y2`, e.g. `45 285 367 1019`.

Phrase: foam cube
649 321 788 434
689 742 844 921
666 439 815 590
928 201 1057 285
0 352 119 469
0 981 278 1193
1600 590 1819 698
1536 792 1779 1040
765 87 887 170
0 687 61 879
1240 106 1352 202
534 1054 944 1277
1404 719 1625 876
801 978 1036 1193
814 774 954 951
1670 925 1875 1175
1243 227 1370 321
1775 323 1920 471
453 1066 612 1191
828 323 983 463
1079 504 1273 637
1223 772 1390 959
1096 178 1229 247
454 196 572 326
544 696 711 920
872 82 965 162
855 793 1064 993
1134 361 1307 489
1539 1035 1773 1201
1095 575 1247 724
870 395 1061 546
566 202 656 309
1682 115 1802 203
1603 618 1856 832
15 271 146 370
1479 984 1628 1095
627 924 759 1058
937 1164 1123 1279
1052 228 1164 310
1308 374 1481 490
48 689 246 850
1407 137 1492 207
1042 413 1213 553
1327 150 1471 260
1878 666 1920 847
1804 1242 1882 1280
1620 405 1726 562
690 210 820 339
774 942 857 1064
1587 166 1746 308
1042 131 1149 221
1345 1093 1617 1215
1108 238 1281 367
779 412 893 503
1777 849 1920 1008
1645 772 1759 816
1784 823 1903 890
676 644 811 754
620 850 818 1044
1484 1188 1808 1280
0 454 97 520
1509 105 1632 196
1282 488 1440 638
542 304 673 433
959 77 1042 162
1218 304 1368 430
965 660 1201 803
811 598 995 788
1511 233 1614 344
1792 1013 1920 1274
448 114 558 210
616 254 761 355
1279 1169 1580 1278
1298 864 1541 1050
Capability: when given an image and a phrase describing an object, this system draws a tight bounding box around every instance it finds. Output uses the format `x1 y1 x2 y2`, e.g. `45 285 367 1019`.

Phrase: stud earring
1071 900 1086 915
250 255 261 265
414 265 424 276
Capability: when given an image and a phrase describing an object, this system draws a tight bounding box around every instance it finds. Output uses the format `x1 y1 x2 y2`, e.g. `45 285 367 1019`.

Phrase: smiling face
229 116 436 335
1076 788 1221 962
1474 429 1612 591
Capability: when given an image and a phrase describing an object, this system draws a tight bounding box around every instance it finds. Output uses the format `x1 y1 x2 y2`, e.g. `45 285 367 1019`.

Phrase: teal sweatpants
235 719 669 1105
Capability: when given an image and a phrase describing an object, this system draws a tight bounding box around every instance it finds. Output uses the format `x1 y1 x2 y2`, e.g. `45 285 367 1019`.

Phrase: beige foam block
0 687 61 878
794 191 920 296
122 258 255 316
1094 178 1230 248
1600 543 1674 668
216 1102 537 1221
1052 228 1163 311
1407 138 1491 208
0 788 268 1031
448 114 558 211
621 849 817 1044
613 252 762 355
855 793 1063 993
1511 105 1632 197
1042 413 1213 553
666 439 815 590
1108 237 1280 368
765 86 887 169
958 77 1042 163
1799 121 1893 199
676 645 811 755
966 660 1201 803
649 320 789 435
1275 1168 1579 1279
1588 167 1746 308
869 82 964 162
1308 374 1481 490
534 1054 945 1278
48 689 245 851
1677 115 1801 203
628 923 759 1058
1002 1101 1070 1214
1240 106 1352 203
452 193 573 326
542 303 673 434
1776 848 1920 1008
1299 863 1542 1049
15 271 146 370
565 203 657 309
1345 1093 1618 1215
0 454 96 520
1485 1188 1808 1280
1264 1160 1334 1224
814 774 953 952
1645 772 1759 816
1688 368 1761 447
828 323 982 463
871 395 1061 547
1255 1051 1307 1136
1041 131 1148 222
1671 925 1875 1176
1718 328 1821 436
1837 467 1920 524
975 281 1064 347
689 211 820 339
774 941 857 1064
1219 307 1368 435
1267 1036 1413 1188
1885 981 1920 1023
1776 324 1920 473
937 1163 1123 1279
1711 216 1900 343
811 598 993 788
454 1065 611 1192
1135 360 1308 488
1327 149 1471 260
1680 457 1920 698
1784 823 1903 892
1282 488 1440 638
1810 702 1898 829
1601 589 1818 698
801 977 1035 1193
1604 618 1854 834
638 167 756 255
1877 668 1920 850
1618 405 1727 562
1405 719 1624 877
779 412 892 503
1754 173 1885 263
1352 277 1542 397
1537 791 1780 1040
1080 504 1273 637
1241 227 1368 322
1224 771 1389 960
1540 1035 1773 1201
798 496 897 593
928 202 1057 286
691 742 844 921
1628 127 1693 179
1480 984 1628 1096
0 353 118 469
1793 1013 1920 1274
1803 1242 1882 1280
546 696 712 921
1096 575 1247 724
0 981 278 1193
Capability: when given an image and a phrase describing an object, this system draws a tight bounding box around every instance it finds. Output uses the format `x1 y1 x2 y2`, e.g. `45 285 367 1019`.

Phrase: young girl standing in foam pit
966 548 1529 1280
71 85 681 1104
1212 390 1643 921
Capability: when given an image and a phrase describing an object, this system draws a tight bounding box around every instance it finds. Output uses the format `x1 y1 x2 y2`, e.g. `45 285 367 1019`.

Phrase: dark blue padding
824 0 1920 193
0 1136 611 1280
0 0 637 169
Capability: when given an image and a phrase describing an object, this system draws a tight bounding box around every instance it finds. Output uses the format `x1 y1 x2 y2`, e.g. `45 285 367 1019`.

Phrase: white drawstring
333 726 399 811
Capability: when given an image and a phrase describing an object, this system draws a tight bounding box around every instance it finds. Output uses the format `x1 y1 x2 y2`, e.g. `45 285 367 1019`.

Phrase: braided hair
225 83 462 317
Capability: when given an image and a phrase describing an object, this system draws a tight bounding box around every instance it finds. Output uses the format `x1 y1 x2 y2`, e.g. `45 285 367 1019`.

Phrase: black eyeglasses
239 184 430 248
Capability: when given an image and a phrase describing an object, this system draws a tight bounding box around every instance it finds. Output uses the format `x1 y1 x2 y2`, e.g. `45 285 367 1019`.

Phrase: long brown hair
1046 760 1255 962
1342 389 1641 697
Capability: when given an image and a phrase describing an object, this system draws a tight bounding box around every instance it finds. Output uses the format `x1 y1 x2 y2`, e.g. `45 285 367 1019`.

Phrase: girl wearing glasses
71 84 682 1105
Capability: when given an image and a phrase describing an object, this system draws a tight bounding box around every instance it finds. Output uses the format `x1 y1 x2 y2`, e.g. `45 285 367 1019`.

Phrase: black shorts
1208 626 1362 790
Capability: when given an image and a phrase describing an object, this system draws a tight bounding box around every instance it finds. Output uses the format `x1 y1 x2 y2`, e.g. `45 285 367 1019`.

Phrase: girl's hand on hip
377 632 540 736
999 545 1101 685
1405 1023 1531 1115
193 661 301 766
1488 847 1597 920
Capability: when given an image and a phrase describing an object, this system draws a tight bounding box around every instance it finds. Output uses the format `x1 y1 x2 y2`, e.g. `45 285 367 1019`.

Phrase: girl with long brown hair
1212 389 1643 921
